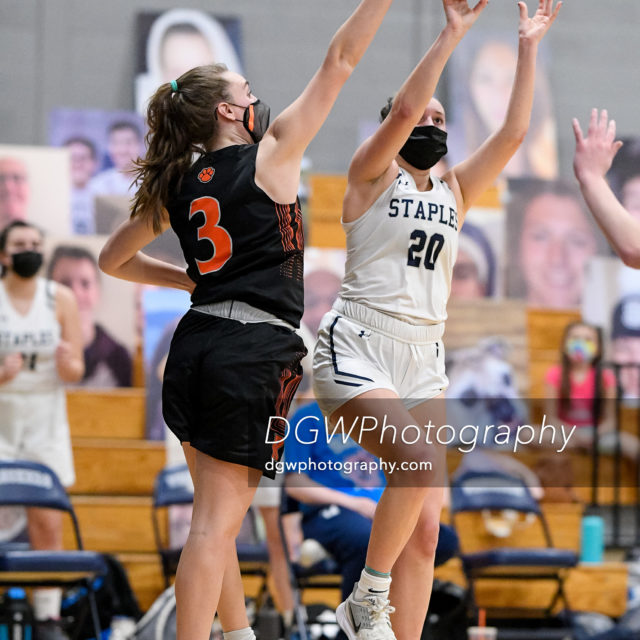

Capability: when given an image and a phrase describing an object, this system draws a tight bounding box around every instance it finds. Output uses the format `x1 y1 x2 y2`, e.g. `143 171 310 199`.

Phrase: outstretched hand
442 0 489 35
518 0 562 43
573 108 624 183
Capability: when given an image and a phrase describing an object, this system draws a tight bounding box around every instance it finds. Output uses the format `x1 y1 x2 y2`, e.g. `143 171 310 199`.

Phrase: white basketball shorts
312 298 448 418
0 389 75 487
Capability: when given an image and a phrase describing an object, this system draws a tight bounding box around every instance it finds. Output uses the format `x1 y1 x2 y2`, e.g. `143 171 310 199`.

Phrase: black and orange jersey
167 144 304 327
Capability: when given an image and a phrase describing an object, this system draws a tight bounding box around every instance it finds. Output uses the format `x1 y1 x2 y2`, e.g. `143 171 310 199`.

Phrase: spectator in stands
0 157 29 228
543 320 639 457
63 137 99 235
48 245 132 387
0 220 84 639
88 121 144 198
284 398 459 639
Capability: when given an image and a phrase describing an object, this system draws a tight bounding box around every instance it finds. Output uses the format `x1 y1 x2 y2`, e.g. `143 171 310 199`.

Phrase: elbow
513 129 528 148
377 95 419 127
321 50 355 84
69 369 84 385
61 362 84 385
500 126 528 151
97 246 117 277
389 97 417 124
619 246 640 270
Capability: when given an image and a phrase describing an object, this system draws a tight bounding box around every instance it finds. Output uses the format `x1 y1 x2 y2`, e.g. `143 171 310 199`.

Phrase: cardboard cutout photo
505 178 604 309
135 9 244 115
142 286 191 441
583 255 640 402
43 235 137 388
444 298 537 485
0 145 71 236
446 31 558 180
49 109 146 235
607 136 640 225
453 207 505 300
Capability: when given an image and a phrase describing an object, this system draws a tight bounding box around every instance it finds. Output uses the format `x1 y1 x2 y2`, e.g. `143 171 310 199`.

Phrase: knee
407 517 440 561
27 509 63 550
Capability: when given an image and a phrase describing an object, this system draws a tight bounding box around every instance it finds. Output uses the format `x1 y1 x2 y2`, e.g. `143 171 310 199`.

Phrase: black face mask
230 99 271 143
11 251 43 278
399 125 448 170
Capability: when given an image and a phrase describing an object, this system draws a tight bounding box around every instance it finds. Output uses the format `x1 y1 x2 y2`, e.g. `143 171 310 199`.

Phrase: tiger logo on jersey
198 167 215 183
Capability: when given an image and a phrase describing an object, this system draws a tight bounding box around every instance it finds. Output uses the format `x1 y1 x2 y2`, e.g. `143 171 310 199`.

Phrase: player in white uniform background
312 1 562 639
0 220 84 637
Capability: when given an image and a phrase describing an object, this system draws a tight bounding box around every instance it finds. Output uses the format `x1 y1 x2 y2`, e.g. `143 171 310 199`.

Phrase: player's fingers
547 0 562 25
472 0 489 16
572 118 584 145
587 108 598 136
518 2 528 21
599 108 609 134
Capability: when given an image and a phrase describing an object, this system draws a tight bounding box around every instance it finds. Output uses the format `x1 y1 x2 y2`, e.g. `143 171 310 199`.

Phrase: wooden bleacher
62 304 635 614
65 388 165 611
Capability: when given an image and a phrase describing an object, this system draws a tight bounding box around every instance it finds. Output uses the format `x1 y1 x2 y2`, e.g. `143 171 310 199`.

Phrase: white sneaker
335 584 396 640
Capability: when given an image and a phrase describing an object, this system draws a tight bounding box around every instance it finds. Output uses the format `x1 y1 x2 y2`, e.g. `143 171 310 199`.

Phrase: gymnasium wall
1 0 639 175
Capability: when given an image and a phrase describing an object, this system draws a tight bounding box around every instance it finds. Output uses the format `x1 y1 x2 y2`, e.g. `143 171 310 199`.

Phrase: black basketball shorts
162 310 306 479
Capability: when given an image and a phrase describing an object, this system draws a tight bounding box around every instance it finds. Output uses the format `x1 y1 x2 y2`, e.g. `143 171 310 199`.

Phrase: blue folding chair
151 463 194 588
0 460 108 640
450 470 579 624
277 491 341 640
152 463 270 591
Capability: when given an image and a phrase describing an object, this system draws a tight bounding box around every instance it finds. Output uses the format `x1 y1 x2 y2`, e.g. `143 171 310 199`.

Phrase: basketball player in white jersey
312 1 561 639
0 221 84 638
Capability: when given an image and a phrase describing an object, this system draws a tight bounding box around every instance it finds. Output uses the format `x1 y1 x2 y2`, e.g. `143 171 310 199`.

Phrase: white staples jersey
0 278 61 393
339 169 459 325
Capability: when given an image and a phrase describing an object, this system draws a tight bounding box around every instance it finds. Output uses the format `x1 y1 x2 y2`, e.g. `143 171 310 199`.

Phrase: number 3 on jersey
407 229 445 270
189 196 233 274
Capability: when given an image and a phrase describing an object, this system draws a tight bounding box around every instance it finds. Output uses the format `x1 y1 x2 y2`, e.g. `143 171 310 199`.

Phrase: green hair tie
170 80 178 92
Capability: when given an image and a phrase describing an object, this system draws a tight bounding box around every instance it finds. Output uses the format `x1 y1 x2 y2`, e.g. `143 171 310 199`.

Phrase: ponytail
130 63 231 233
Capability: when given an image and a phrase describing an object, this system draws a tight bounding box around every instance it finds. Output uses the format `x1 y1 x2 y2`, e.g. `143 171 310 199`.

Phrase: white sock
223 627 256 640
282 610 294 629
33 588 62 621
355 568 391 600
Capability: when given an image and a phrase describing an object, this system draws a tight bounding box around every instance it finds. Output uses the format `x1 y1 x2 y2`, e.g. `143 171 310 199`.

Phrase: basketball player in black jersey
99 2 395 639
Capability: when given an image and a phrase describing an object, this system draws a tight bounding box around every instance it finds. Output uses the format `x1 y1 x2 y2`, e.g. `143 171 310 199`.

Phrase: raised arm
447 0 561 215
98 213 194 292
348 0 487 189
573 108 640 268
255 0 394 202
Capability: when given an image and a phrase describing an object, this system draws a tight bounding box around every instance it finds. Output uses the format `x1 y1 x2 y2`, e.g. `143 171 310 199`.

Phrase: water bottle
0 588 33 640
580 515 605 563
